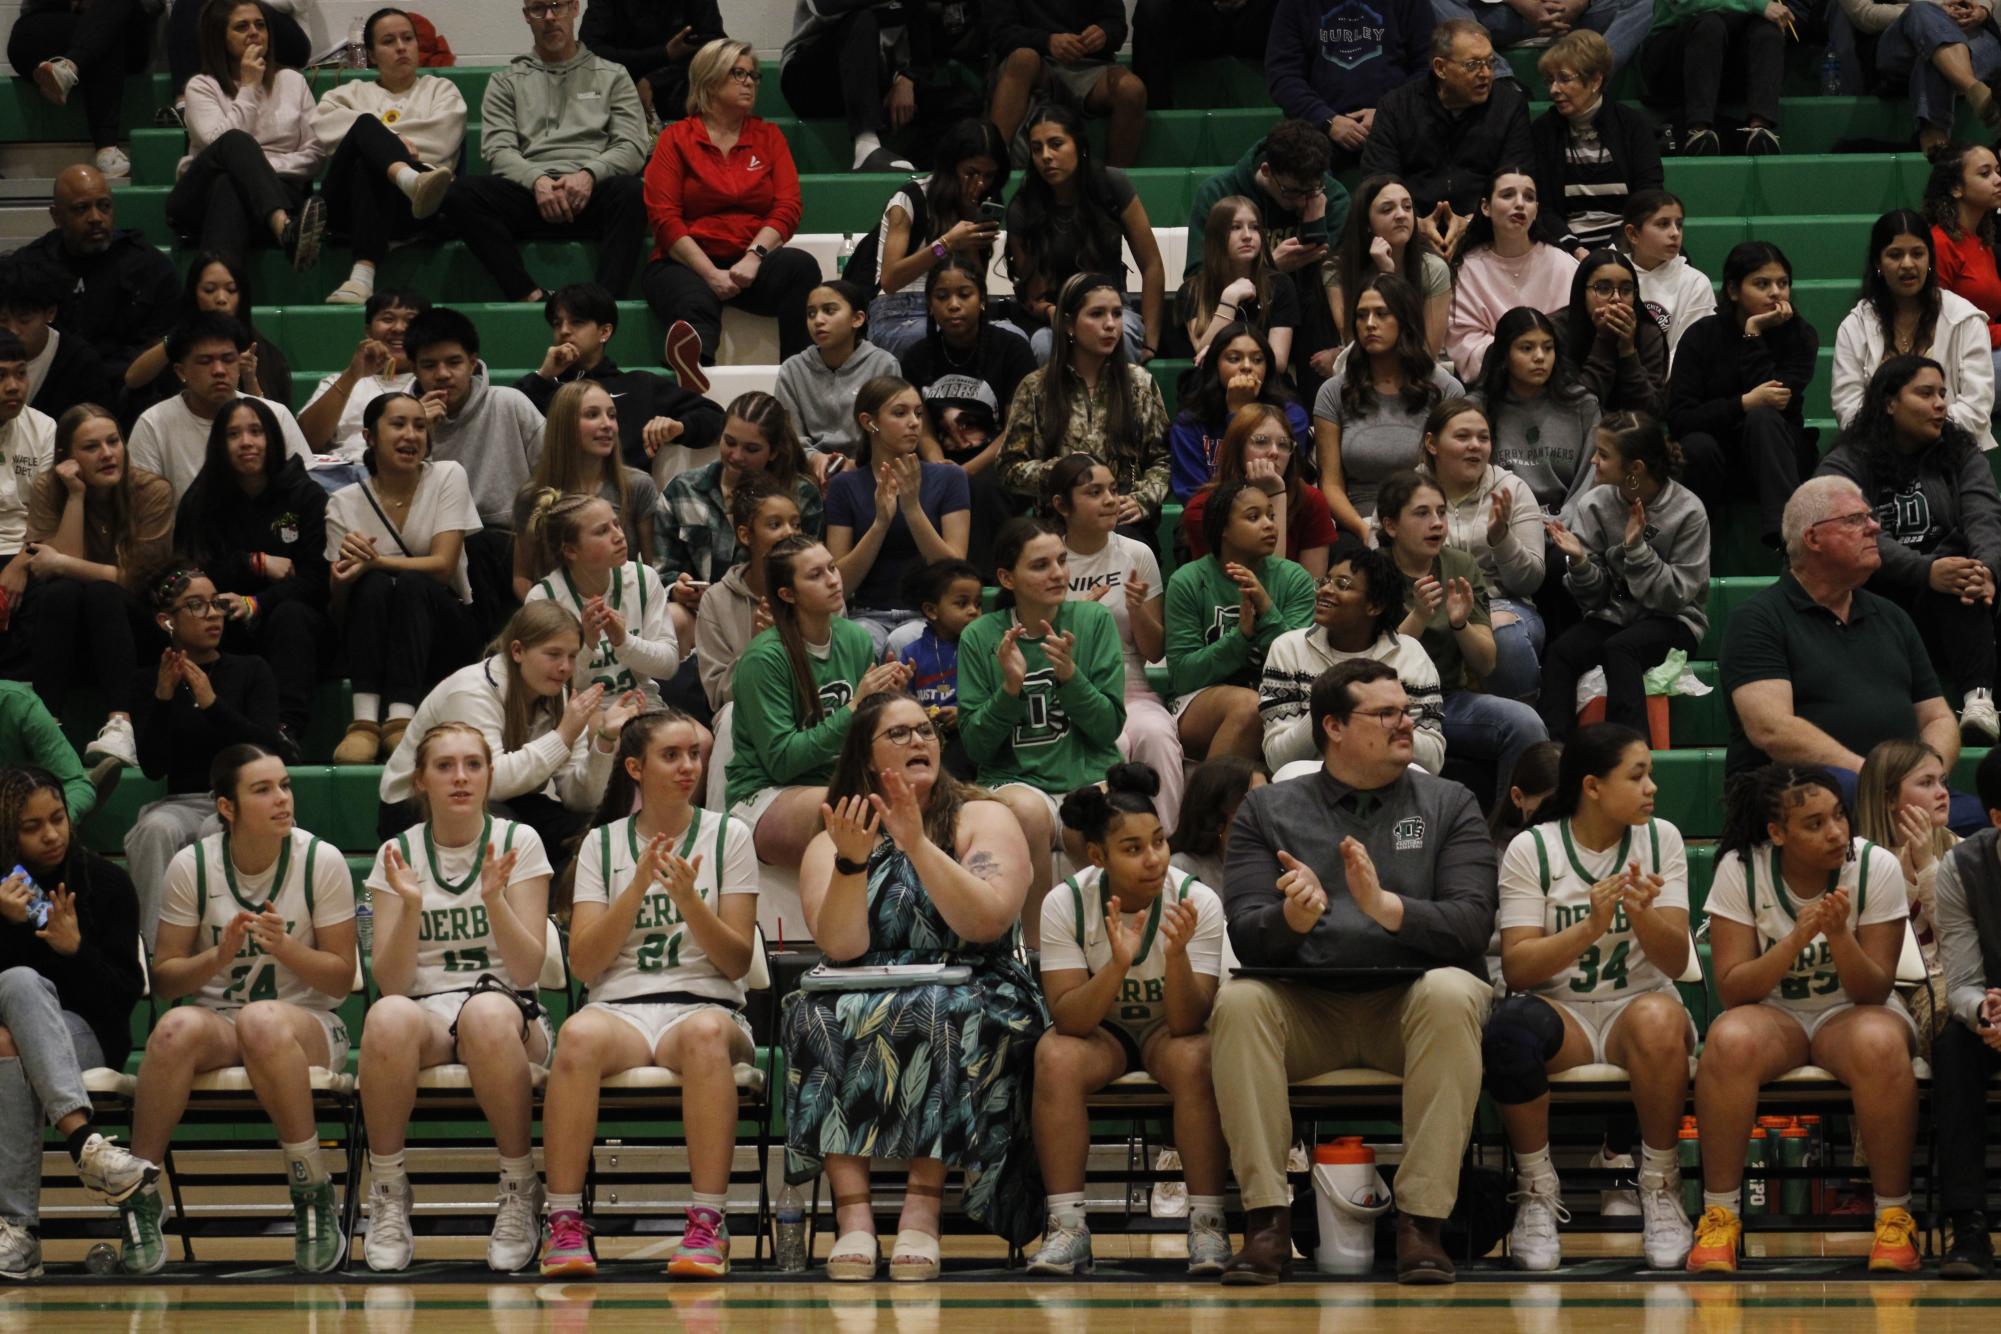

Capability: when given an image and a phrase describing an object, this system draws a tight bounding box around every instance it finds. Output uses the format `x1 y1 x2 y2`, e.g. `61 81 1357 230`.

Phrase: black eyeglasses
173 598 227 617
522 2 573 16
726 67 763 85
875 721 938 747
1352 706 1422 729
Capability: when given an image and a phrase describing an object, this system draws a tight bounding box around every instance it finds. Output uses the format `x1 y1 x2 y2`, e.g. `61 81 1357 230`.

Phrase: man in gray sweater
441 0 650 301
1213 658 1496 1285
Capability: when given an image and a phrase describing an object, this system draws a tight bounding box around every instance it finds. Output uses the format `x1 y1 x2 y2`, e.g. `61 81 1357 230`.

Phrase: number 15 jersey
159 827 357 1013
366 817 552 998
571 809 759 1005
1703 836 1907 1012
1498 817 1689 999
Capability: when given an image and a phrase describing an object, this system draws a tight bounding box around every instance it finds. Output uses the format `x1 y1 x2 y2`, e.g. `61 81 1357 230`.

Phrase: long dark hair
1597 410 1685 483
0 766 96 897
1339 273 1439 417
556 707 703 912
921 118 1009 243
1179 321 1295 428
1562 249 1640 363
198 0 279 97
923 254 992 345
1006 103 1126 292
1922 142 1997 246
1545 723 1649 823
1200 477 1260 561
1038 273 1138 447
1488 740 1563 844
1335 175 1440 331
1840 353 1979 489
179 251 268 346
1860 209 1941 356
722 391 807 493
1717 764 1854 867
1168 754 1265 858
1041 451 1110 523
1477 306 1588 406
764 535 831 726
990 515 1063 612
1721 240 1793 320
1454 164 1539 270
825 692 983 850
181 397 296 559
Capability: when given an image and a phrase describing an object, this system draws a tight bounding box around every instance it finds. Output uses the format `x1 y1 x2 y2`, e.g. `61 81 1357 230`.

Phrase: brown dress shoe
1396 1212 1455 1284
1220 1206 1291 1285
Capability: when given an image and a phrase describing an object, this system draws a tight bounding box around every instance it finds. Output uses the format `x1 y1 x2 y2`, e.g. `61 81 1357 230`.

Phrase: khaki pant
1210 968 1492 1218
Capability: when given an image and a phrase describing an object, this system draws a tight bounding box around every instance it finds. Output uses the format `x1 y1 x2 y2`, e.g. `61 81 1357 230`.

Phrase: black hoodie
173 454 331 615
0 851 143 1070
13 228 178 379
27 327 111 421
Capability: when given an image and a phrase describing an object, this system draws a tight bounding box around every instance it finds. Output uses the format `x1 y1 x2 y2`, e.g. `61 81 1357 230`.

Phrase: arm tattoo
965 850 1002 883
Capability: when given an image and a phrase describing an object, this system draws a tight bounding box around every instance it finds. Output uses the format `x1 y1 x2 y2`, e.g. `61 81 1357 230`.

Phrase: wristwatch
834 854 870 877
930 240 949 260
749 242 771 260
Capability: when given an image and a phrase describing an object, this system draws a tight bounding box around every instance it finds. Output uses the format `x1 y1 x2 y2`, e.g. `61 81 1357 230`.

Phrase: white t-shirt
366 817 552 999
127 392 311 500
1703 837 1908 1013
570 809 759 1005
0 407 54 553
158 827 356 1012
325 460 483 603
1063 533 1163 701
302 370 415 462
1039 866 1225 1038
1497 818 1689 1000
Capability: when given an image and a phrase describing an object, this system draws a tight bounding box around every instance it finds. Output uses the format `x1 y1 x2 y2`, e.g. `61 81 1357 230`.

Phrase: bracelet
833 854 870 877
241 594 258 621
930 240 949 261
251 551 266 578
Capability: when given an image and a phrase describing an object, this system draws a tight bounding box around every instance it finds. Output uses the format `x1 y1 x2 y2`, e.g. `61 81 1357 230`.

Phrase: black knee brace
1482 993 1566 1104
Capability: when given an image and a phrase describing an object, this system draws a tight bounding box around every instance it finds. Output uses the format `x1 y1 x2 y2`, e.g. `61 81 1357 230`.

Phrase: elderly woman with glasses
641 37 822 384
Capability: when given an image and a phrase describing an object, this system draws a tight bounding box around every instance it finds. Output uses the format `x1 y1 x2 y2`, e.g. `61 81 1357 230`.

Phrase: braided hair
0 766 93 895
1716 764 1855 869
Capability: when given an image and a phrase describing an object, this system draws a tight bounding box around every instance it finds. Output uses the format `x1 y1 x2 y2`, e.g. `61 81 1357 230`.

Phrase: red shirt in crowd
1181 482 1342 563
1933 224 2001 349
644 116 803 264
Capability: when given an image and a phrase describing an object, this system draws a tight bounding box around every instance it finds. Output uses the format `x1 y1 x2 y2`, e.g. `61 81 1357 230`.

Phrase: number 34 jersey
571 809 759 1005
1703 836 1908 1012
159 828 357 1013
1498 817 1690 999
366 818 552 999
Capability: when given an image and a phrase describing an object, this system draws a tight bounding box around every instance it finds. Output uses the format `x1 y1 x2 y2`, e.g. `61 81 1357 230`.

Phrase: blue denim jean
0 967 103 1226
1430 0 1654 74
1877 3 2001 131
1442 688 1550 793
1487 596 1546 702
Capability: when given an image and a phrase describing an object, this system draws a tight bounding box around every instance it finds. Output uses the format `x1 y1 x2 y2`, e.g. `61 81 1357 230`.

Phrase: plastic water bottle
346 16 367 69
837 234 857 276
84 1242 119 1275
355 902 373 957
1819 49 1843 96
774 1183 807 1272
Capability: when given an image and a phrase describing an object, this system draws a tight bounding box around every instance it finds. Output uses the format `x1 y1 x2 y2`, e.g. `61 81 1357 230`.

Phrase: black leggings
6 0 151 147
27 576 143 717
777 8 889 138
167 0 308 94
222 597 335 738
322 113 431 264
1678 407 1816 546
639 247 821 364
1539 613 1698 742
1889 579 1999 700
342 570 481 708
1642 10 1783 129
164 128 309 260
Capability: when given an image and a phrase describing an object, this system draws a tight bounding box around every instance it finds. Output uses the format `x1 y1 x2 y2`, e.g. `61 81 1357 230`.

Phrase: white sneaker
93 146 130 178
33 58 77 107
1594 1147 1640 1217
75 1132 158 1204
1638 1169 1694 1269
84 714 137 768
1150 1149 1187 1218
488 1175 542 1272
364 1176 414 1272
1507 1178 1569 1271
1963 688 2000 744
0 1218 41 1280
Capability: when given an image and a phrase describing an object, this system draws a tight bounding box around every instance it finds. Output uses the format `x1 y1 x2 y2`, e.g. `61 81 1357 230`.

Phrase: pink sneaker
667 1206 730 1277
540 1209 595 1277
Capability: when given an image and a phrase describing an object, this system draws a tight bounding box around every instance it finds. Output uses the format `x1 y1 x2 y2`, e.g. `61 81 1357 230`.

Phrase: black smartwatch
749 242 771 260
834 854 870 877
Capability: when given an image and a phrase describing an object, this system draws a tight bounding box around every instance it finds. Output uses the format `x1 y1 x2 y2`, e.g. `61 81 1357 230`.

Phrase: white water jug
1311 1138 1393 1275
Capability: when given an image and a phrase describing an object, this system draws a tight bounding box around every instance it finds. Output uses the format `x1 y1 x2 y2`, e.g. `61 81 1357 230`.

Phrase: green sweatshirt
958 601 1126 794
724 619 878 810
1165 554 1317 698
0 682 94 821
481 47 649 191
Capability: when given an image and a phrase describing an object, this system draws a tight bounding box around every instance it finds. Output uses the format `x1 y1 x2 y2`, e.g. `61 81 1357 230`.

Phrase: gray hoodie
1816 427 2001 595
694 562 762 712
1471 385 1600 513
1562 477 1711 641
481 46 648 190
773 340 902 455
427 364 547 529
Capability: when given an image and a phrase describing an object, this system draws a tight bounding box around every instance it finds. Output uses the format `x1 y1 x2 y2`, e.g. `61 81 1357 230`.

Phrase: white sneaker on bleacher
84 715 136 768
1962 688 1999 744
93 146 130 179
488 1175 543 1272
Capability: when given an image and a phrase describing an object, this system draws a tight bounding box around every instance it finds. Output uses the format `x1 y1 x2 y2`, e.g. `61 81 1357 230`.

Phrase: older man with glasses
441 0 650 304
1211 656 1497 1285
1723 475 1989 831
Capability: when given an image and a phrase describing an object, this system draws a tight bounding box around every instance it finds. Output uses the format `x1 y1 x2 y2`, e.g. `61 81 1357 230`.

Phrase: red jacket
1934 224 2001 349
644 115 802 263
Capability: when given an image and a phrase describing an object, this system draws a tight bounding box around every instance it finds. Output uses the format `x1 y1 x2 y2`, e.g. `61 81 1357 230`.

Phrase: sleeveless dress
779 837 1048 1245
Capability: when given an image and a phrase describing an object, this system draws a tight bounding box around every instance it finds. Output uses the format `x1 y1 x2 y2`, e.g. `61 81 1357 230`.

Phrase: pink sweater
180 68 324 181
1446 244 1580 381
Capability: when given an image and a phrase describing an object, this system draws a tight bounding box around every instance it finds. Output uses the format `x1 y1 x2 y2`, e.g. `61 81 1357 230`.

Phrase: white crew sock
852 131 883 168
352 692 381 724
1877 1192 1912 1212
1187 1194 1226 1228
547 1191 583 1214
1640 1142 1679 1179
690 1190 727 1213
498 1152 536 1183
345 262 376 293
282 1137 329 1188
1045 1191 1086 1229
369 1150 407 1186
1703 1188 1742 1215
392 164 421 194
1516 1145 1558 1190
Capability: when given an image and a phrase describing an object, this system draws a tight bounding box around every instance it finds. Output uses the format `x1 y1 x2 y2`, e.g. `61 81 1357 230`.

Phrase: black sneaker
280 195 327 273
1682 128 1720 157
1741 126 1782 157
1941 1212 1993 1279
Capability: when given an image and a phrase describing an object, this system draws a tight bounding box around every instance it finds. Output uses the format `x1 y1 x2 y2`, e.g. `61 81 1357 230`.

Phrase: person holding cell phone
115 744 358 1275
859 120 1011 358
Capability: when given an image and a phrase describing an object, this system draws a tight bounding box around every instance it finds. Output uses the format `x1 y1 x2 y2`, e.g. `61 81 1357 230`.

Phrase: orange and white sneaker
1868 1206 1922 1272
1685 1205 1741 1274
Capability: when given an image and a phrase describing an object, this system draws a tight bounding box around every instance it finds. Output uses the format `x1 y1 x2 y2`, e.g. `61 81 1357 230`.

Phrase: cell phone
9 865 48 930
1297 218 1329 246
977 200 1006 228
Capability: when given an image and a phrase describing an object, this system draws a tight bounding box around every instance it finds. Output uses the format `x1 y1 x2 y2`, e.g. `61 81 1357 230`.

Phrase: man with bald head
10 165 177 381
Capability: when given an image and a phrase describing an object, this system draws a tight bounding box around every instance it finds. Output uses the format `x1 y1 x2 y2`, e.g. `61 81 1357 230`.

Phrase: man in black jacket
1360 19 1532 257
9 165 176 385
514 283 724 478
578 0 724 128
0 254 107 423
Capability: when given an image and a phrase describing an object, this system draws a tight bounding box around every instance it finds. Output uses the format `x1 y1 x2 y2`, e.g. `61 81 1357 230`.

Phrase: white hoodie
1635 253 1717 370
1831 289 1996 451
379 654 615 808
313 74 467 170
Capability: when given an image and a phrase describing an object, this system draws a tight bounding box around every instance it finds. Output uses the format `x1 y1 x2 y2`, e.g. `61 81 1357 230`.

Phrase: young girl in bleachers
539 708 759 1278
1312 274 1462 540
693 475 802 717
824 376 972 657
358 721 554 1274
862 119 1010 358
1167 322 1311 503
892 558 983 781
117 744 358 1275
1182 403 1340 581
1420 398 1546 701
1446 167 1580 382
1563 251 1669 418
1667 239 1819 549
1331 175 1452 358
1165 754 1266 892
1689 765 1920 1276
1483 722 1694 1272
521 492 680 702
1182 196 1298 372
1622 191 1714 371
772 279 901 464
1026 762 1230 1278
1854 738 1958 1045
1048 455 1181 824
1472 307 1602 517
121 252 291 418
508 382 660 605
377 601 646 862
1541 413 1709 740
1923 143 2001 384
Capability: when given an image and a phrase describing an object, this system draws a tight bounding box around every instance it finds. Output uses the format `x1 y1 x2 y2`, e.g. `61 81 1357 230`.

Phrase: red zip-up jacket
644 115 802 264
